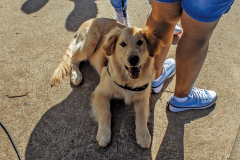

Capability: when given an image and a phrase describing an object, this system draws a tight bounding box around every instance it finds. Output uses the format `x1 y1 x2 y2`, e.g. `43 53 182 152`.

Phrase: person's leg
146 0 181 93
168 0 234 112
147 1 181 78
110 0 130 26
110 0 127 13
168 11 219 112
174 11 219 98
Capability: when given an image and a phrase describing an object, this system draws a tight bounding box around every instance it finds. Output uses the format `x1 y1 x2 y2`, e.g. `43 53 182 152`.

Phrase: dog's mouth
125 65 141 79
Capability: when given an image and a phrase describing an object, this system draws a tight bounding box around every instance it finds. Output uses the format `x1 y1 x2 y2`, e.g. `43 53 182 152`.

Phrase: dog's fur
51 18 163 148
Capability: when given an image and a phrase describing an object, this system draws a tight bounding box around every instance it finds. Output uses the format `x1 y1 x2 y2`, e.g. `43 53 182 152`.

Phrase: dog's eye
120 42 126 47
137 40 143 46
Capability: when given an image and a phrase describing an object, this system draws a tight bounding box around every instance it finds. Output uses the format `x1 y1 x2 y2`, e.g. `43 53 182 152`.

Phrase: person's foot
168 87 217 112
151 58 176 93
116 11 130 27
173 24 182 35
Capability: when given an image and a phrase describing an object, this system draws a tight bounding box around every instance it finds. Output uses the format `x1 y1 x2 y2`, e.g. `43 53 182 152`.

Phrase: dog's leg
71 24 101 85
71 39 89 86
71 57 83 86
92 92 111 147
134 99 151 148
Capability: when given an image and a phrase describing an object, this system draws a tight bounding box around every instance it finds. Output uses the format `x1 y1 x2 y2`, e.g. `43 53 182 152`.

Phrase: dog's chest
121 89 142 105
124 95 134 105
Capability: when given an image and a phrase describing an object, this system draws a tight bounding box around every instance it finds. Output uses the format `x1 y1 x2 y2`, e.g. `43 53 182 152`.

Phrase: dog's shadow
25 62 215 160
21 0 97 31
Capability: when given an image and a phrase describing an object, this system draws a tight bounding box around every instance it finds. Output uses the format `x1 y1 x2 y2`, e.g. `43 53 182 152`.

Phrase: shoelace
163 61 174 75
189 87 209 101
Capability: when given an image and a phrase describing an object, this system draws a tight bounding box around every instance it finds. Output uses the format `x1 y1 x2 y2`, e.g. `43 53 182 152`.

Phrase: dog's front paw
136 128 151 148
96 128 111 147
71 70 82 86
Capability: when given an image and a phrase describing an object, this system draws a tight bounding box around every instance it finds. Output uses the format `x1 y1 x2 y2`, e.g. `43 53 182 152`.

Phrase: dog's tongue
128 67 140 79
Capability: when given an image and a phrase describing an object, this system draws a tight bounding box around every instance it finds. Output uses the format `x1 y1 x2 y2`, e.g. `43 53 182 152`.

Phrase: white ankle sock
173 96 188 102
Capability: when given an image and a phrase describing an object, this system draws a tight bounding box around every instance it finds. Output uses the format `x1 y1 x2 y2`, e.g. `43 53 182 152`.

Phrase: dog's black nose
127 55 140 66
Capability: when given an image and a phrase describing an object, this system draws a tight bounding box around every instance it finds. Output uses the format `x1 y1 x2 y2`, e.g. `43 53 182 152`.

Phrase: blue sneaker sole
168 96 217 112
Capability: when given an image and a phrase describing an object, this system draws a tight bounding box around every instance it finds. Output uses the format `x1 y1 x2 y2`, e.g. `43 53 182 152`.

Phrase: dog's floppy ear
140 27 164 57
102 27 121 56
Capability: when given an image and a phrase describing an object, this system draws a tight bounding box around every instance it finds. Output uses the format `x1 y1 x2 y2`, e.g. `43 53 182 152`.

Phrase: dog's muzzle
126 55 141 79
125 65 141 79
121 55 141 79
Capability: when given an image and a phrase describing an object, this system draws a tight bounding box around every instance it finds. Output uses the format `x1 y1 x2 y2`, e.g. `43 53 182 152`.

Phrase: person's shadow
21 0 98 31
25 62 215 159
155 104 216 159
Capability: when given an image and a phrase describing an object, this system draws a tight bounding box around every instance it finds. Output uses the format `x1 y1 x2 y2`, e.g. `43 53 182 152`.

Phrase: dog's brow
119 37 127 43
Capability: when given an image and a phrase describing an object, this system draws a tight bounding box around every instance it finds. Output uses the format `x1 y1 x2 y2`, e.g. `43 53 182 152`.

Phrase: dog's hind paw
71 71 82 86
96 128 111 147
136 129 151 148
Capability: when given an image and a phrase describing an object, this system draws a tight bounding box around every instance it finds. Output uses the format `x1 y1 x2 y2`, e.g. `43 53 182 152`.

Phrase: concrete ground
0 0 239 159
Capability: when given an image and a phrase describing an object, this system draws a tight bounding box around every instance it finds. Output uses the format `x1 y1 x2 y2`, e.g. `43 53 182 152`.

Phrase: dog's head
102 26 163 79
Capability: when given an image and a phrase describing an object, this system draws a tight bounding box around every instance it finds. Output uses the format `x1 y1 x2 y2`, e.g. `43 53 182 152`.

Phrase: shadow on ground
155 104 215 159
21 0 98 31
25 62 215 159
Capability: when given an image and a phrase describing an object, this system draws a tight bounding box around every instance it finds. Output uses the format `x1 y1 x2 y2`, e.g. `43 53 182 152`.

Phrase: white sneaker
147 12 182 35
116 11 130 27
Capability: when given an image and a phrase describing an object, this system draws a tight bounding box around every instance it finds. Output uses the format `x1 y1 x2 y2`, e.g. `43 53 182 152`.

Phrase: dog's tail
51 39 76 87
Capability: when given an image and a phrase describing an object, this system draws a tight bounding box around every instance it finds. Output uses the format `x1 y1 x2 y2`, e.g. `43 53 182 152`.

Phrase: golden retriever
51 18 163 148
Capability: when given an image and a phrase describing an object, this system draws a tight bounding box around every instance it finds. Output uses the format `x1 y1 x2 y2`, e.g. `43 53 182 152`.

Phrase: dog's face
102 27 162 79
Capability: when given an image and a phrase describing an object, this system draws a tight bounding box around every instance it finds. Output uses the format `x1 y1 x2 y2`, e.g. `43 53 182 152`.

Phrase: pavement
0 0 239 159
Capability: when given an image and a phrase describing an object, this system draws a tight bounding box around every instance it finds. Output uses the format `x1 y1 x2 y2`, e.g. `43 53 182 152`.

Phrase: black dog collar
107 66 149 91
